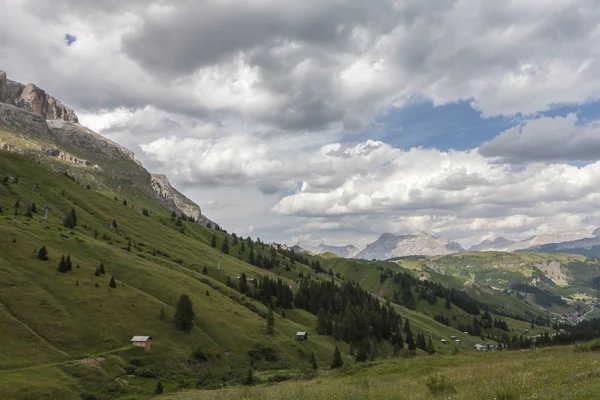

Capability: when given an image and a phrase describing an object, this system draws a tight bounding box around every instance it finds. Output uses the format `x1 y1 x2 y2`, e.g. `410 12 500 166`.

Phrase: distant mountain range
293 228 600 260
293 242 360 258
468 230 594 252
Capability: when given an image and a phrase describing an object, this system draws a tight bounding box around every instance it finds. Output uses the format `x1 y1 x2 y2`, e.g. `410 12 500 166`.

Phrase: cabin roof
131 336 152 342
296 331 307 335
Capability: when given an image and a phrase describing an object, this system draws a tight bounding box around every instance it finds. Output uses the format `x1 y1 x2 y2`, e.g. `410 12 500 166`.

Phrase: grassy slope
164 345 600 400
0 151 347 399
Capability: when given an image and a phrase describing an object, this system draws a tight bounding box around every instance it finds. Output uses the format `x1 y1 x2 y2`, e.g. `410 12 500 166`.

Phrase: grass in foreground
163 346 600 399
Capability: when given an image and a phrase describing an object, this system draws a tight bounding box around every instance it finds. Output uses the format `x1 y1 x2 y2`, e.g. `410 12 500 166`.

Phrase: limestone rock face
150 174 204 223
357 231 465 260
0 70 78 123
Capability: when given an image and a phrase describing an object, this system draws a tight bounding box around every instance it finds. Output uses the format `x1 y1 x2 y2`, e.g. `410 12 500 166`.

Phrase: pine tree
94 268 100 276
211 233 217 248
37 245 49 261
13 199 19 215
66 255 73 271
445 297 451 309
240 242 246 252
404 319 415 350
58 255 69 273
109 276 117 288
25 206 33 218
30 202 37 213
154 380 163 395
221 237 229 255
266 308 275 334
330 346 343 369
239 273 249 294
316 308 328 334
123 199 128 207
311 351 318 369
0 205 3 213
99 262 106 274
176 217 182 226
427 335 436 354
202 266 208 275
249 248 255 265
416 332 427 351
112 220 117 229
174 293 195 331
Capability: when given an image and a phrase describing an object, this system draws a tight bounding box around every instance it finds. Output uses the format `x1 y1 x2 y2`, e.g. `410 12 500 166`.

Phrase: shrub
192 347 208 361
588 338 600 351
426 373 456 396
136 366 159 378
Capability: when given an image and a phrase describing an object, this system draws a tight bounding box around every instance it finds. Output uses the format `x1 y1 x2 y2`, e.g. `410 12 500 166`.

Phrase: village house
296 331 308 341
131 336 152 352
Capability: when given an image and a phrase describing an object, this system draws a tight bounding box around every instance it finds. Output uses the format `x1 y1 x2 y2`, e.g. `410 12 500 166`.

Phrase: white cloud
479 113 600 163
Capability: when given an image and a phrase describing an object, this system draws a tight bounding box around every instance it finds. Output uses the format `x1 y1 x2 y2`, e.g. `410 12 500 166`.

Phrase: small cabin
450 335 456 339
455 339 461 343
440 339 447 344
131 336 152 352
296 331 308 341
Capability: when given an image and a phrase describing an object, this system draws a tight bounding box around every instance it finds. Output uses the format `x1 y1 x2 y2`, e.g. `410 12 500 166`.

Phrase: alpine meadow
4 1 600 399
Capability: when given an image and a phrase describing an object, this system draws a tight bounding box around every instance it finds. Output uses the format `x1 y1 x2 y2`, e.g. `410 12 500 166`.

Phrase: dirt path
0 344 131 375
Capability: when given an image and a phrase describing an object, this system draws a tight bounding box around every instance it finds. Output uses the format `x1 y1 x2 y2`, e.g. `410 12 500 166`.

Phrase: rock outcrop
150 174 203 223
471 230 594 252
0 71 78 123
357 232 465 260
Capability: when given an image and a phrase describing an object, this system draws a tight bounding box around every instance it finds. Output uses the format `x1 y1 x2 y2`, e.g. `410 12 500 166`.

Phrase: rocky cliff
357 232 464 260
0 70 212 227
150 174 207 224
470 230 594 252
0 71 78 123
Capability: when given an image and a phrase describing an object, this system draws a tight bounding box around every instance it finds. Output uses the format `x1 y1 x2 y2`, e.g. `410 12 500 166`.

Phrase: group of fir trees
57 254 73 273
63 208 77 229
295 279 403 345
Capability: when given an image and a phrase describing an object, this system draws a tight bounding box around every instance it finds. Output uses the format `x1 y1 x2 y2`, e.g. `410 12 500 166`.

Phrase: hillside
0 150 569 399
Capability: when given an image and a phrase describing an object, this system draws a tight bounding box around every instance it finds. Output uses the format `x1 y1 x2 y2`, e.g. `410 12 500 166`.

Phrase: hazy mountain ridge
294 242 360 258
356 231 465 260
470 230 594 252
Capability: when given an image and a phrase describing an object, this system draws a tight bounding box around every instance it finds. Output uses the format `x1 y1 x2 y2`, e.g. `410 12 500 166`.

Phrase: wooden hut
131 336 152 352
296 331 308 341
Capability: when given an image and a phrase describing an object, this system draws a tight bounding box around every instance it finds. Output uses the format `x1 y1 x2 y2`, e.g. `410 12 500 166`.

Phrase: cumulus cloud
4 0 600 131
479 113 600 163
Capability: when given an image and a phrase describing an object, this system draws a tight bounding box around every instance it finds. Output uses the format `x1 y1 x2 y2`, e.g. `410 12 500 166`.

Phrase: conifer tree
66 254 73 271
25 206 33 218
174 293 195 331
94 268 100 276
404 319 415 350
154 380 163 395
330 346 343 369
240 241 246 252
244 368 254 385
171 211 176 218
0 205 3 213
31 202 37 213
112 220 118 229
159 307 165 320
176 217 182 226
109 276 117 288
202 266 208 275
249 248 255 265
316 308 328 334
211 233 217 248
445 297 451 309
58 255 69 273
311 351 318 369
426 335 436 354
221 237 229 255
99 262 106 274
13 199 19 215
266 308 275 334
37 245 49 261
239 273 249 294
416 332 427 351
123 199 128 207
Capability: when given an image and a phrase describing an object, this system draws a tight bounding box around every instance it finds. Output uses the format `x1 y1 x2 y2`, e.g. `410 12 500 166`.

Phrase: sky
3 0 600 249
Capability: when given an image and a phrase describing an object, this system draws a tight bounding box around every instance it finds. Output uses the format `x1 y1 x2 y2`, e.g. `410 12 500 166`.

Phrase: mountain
356 231 465 260
294 242 360 258
0 70 210 224
469 230 594 252
468 237 516 252
524 235 600 258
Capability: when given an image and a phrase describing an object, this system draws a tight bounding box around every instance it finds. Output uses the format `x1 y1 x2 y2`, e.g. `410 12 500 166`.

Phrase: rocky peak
0 70 78 123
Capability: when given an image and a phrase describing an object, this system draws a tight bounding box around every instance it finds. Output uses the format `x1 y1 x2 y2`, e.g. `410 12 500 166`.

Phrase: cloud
4 0 600 132
479 113 600 163
64 33 77 46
